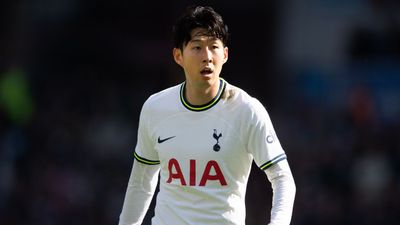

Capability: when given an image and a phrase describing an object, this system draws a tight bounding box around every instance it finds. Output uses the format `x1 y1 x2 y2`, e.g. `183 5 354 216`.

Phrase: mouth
200 68 213 76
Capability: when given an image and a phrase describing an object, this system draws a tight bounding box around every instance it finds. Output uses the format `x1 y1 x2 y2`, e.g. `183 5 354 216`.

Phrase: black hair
172 6 229 49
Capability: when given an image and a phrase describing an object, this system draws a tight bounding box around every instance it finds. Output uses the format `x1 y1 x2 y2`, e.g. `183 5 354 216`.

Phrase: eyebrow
189 37 218 43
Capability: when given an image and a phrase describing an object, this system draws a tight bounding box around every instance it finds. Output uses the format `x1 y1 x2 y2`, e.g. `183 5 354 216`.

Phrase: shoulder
142 84 181 111
147 84 181 103
222 80 267 115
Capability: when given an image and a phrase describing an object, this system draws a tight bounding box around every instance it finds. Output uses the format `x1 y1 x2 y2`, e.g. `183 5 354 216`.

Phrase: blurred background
1 0 399 224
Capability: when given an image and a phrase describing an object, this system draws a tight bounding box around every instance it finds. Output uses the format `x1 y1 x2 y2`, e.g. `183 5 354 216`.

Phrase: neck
185 79 220 105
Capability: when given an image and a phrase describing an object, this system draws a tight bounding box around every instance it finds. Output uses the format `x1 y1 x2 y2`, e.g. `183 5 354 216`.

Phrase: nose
202 47 212 63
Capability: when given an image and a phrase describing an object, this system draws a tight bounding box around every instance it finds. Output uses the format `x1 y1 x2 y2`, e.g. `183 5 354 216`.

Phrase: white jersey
134 78 287 225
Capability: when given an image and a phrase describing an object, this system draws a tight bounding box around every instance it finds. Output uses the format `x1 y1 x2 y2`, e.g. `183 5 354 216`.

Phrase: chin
200 73 217 81
201 75 212 81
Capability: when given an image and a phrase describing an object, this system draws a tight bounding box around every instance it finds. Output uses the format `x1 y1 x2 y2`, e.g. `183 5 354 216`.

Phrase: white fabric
119 162 160 225
119 79 295 224
265 160 296 225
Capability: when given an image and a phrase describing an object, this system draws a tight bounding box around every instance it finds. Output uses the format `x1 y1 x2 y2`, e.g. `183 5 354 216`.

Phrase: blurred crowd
1 0 399 225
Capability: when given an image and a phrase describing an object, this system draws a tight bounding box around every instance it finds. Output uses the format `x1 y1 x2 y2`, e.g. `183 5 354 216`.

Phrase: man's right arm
118 161 160 225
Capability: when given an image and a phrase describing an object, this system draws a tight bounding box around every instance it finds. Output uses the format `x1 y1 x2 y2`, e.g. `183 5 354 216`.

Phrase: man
119 6 295 225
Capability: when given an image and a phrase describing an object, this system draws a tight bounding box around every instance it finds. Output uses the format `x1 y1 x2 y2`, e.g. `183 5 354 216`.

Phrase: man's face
173 28 228 88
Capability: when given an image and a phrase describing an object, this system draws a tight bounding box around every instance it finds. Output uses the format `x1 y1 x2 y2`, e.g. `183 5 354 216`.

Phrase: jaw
185 72 219 90
184 63 222 89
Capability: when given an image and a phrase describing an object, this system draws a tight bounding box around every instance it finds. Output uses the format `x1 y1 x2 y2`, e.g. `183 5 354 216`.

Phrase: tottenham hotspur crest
213 129 222 151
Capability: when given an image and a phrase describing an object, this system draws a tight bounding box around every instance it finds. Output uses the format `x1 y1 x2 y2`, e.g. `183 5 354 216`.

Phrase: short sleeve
246 98 286 170
133 100 160 165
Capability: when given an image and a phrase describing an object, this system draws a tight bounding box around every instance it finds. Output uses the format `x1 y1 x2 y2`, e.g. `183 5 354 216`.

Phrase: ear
173 48 183 67
223 47 228 64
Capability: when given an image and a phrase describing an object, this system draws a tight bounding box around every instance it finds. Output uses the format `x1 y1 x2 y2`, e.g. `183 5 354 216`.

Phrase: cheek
215 54 226 64
183 53 198 63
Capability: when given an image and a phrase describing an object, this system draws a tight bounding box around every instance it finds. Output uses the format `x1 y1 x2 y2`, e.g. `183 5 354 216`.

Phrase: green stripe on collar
180 78 226 112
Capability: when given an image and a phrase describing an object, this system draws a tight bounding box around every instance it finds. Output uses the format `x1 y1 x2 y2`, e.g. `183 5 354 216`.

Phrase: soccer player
119 6 296 225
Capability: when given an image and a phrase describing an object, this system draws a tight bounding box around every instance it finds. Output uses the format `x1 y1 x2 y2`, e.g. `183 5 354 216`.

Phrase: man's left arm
265 160 296 225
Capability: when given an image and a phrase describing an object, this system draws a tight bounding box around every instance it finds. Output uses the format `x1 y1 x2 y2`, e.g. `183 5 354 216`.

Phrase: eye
212 45 219 49
192 46 201 50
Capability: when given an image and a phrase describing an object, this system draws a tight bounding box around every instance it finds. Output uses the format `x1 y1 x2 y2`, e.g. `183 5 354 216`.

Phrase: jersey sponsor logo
212 129 222 151
266 135 274 143
166 158 227 186
266 131 275 144
158 136 176 144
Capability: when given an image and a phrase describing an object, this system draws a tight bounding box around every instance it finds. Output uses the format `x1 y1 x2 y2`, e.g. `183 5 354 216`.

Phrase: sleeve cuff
260 153 287 170
134 151 160 165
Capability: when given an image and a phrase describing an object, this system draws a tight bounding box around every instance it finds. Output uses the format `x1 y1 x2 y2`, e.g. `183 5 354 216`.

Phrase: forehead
189 28 220 43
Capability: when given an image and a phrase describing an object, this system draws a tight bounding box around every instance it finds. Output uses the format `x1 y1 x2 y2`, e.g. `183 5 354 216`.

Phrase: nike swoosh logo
158 136 176 144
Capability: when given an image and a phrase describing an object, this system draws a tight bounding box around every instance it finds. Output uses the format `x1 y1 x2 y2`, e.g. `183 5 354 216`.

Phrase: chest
152 112 251 187
152 112 245 162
